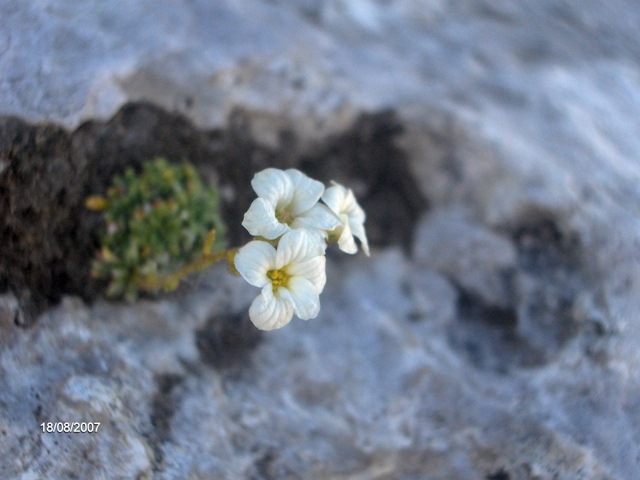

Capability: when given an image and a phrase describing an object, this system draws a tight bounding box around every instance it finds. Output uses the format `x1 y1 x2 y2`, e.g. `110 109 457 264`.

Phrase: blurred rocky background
1 0 640 478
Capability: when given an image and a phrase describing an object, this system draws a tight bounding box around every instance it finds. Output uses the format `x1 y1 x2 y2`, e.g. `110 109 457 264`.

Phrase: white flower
242 168 340 240
234 229 327 330
322 182 370 256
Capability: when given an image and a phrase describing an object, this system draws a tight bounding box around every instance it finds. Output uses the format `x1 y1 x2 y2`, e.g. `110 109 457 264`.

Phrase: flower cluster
235 168 369 330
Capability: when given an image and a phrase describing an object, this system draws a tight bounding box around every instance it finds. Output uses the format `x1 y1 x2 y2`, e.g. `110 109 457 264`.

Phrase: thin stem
134 247 239 292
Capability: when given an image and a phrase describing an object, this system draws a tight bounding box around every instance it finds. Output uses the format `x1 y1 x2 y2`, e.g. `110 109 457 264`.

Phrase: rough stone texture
2 0 640 479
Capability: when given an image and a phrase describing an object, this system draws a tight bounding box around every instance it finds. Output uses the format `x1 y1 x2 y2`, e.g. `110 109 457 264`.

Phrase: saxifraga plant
87 158 228 301
88 163 370 331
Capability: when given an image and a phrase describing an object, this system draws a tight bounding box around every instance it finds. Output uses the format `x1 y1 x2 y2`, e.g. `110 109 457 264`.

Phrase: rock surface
2 0 640 479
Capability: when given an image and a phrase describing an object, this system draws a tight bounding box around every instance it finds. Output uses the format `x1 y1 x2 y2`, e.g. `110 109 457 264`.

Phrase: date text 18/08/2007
41 422 101 433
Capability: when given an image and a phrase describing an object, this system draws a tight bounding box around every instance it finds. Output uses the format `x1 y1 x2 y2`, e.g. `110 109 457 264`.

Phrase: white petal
292 203 341 232
286 277 321 320
337 215 358 254
323 183 369 256
321 184 347 215
242 197 289 239
248 285 294 330
275 230 325 268
293 226 329 248
349 218 370 256
286 255 327 293
323 183 366 221
343 189 366 223
344 202 366 228
251 168 294 207
234 240 276 287
286 169 325 215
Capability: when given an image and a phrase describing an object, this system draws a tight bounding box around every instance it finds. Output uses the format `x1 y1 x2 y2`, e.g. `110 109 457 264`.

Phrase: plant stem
134 247 239 292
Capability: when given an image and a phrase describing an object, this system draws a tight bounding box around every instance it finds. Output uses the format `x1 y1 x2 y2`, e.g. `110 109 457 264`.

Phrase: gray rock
413 208 517 308
2 0 640 479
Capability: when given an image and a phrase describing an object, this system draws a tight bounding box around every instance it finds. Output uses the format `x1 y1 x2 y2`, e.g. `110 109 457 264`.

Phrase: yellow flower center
327 226 343 244
267 268 291 291
275 207 295 225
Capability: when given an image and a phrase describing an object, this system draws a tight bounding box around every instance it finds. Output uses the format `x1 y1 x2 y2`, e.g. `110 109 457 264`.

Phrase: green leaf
91 157 227 301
